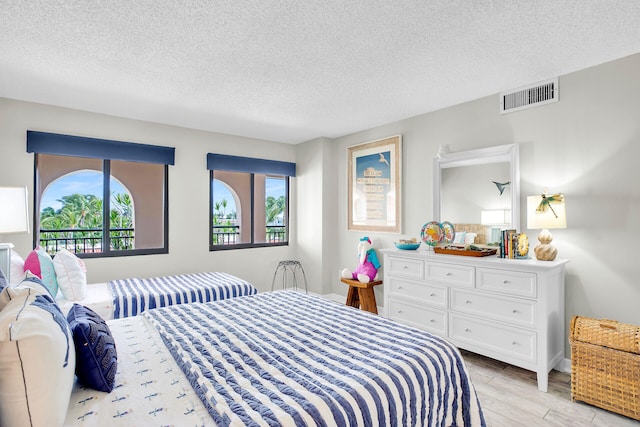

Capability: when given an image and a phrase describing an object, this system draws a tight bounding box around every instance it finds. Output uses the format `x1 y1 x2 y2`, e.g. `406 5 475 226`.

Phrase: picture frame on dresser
347 135 401 233
381 247 569 392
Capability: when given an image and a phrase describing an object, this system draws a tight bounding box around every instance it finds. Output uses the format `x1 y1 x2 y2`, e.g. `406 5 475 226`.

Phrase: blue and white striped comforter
109 272 257 319
143 291 486 426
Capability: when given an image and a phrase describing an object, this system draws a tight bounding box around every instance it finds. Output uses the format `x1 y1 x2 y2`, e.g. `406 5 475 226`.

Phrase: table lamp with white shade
527 193 566 261
0 186 30 283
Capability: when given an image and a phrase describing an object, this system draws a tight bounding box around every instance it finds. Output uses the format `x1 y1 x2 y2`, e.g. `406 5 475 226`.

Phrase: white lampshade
527 194 566 230
0 186 30 234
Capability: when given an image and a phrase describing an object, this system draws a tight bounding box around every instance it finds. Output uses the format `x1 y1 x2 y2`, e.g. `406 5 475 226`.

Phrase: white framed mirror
433 144 520 244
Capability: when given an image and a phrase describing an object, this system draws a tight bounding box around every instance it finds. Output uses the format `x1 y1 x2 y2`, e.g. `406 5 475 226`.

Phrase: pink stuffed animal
341 236 381 283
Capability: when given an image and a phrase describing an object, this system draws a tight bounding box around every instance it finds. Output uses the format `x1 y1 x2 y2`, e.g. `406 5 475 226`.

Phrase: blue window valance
26 131 175 165
207 153 296 177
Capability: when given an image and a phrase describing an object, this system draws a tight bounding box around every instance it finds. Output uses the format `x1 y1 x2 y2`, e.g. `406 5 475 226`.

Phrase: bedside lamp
0 186 30 283
527 193 566 261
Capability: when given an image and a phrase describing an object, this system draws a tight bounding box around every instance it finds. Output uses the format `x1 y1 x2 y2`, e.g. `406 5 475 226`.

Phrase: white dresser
381 248 568 392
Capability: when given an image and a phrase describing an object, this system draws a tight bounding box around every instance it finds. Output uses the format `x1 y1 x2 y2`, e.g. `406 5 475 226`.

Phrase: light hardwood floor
461 350 640 426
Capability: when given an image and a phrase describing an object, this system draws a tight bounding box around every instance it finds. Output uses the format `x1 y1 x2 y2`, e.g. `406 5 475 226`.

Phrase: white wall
295 137 340 294
2 53 639 356
295 138 325 293
329 53 640 355
0 98 297 291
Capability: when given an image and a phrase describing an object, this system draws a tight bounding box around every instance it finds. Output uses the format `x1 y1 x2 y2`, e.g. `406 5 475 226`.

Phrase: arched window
207 154 294 250
28 131 173 257
211 179 239 245
39 170 136 255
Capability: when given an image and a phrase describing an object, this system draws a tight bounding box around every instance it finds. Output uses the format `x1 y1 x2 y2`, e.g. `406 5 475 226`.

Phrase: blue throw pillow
66 304 118 392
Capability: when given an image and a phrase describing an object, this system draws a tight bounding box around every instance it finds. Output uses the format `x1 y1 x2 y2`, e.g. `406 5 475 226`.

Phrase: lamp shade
0 186 30 234
527 194 566 230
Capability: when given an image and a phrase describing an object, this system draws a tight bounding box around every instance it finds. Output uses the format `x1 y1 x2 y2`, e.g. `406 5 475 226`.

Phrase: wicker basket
569 316 640 420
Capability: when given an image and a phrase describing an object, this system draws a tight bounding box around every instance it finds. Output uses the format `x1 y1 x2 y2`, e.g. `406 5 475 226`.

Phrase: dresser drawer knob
430 319 436 323
503 280 510 284
512 341 519 346
403 265 408 269
397 286 403 289
465 300 472 304
430 293 436 297
446 272 453 277
512 309 519 314
464 328 471 333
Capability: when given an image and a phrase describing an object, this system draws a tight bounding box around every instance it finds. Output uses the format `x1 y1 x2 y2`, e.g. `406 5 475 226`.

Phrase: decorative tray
433 246 497 257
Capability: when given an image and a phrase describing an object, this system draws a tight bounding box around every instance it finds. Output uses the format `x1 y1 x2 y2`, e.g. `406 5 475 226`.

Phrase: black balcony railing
266 226 286 242
39 228 134 255
211 225 287 245
212 225 240 245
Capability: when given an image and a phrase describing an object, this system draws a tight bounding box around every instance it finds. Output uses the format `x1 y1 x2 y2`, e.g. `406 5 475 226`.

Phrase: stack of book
498 229 529 259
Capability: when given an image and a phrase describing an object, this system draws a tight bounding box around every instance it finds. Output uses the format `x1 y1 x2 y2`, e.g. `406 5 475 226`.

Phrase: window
207 153 295 250
27 131 174 257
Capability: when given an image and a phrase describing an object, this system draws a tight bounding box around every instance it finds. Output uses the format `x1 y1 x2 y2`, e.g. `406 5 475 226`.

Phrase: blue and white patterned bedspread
144 291 486 426
64 315 214 426
109 272 257 319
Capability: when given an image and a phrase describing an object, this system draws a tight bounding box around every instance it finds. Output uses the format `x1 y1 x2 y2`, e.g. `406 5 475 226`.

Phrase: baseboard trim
556 358 571 373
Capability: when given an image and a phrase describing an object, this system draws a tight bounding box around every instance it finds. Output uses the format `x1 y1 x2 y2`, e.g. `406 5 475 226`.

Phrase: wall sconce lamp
0 186 30 283
527 193 566 261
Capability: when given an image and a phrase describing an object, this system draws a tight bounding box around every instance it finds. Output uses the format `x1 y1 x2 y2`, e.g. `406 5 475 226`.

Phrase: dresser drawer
476 268 537 298
388 298 447 336
451 289 537 328
388 277 447 308
387 256 424 279
449 314 536 364
426 262 474 287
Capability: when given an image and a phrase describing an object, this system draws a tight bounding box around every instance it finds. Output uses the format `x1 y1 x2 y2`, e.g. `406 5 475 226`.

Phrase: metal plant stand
271 260 308 293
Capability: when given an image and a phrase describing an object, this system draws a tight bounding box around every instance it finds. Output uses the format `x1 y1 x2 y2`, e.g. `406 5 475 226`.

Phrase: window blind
207 153 295 176
27 131 175 165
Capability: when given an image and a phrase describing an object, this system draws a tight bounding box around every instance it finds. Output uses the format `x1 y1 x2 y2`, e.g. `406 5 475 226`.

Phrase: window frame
28 131 173 258
207 153 294 251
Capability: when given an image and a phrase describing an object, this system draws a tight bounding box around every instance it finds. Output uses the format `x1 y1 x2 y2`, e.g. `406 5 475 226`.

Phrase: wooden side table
341 278 383 314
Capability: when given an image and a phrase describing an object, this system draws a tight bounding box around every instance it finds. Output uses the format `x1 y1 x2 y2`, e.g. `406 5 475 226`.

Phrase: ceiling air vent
500 78 558 114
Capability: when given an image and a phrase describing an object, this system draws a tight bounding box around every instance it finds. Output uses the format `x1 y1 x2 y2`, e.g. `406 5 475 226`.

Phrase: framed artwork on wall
347 135 401 233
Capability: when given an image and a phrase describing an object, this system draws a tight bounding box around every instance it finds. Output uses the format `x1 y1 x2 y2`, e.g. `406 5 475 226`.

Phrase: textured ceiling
1 1 640 144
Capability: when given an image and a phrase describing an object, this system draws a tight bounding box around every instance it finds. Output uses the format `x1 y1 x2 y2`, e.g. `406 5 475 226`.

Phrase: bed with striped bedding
143 290 486 426
109 271 257 319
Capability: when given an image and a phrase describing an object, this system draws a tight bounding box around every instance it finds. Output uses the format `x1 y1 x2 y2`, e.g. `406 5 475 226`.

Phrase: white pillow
9 249 26 285
0 283 75 427
53 249 87 301
453 232 466 244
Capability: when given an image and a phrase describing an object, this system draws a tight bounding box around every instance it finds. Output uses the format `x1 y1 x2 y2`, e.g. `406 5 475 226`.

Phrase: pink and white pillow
23 247 59 297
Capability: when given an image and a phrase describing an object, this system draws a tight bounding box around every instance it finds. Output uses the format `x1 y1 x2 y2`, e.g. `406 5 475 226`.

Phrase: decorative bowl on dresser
381 247 569 392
